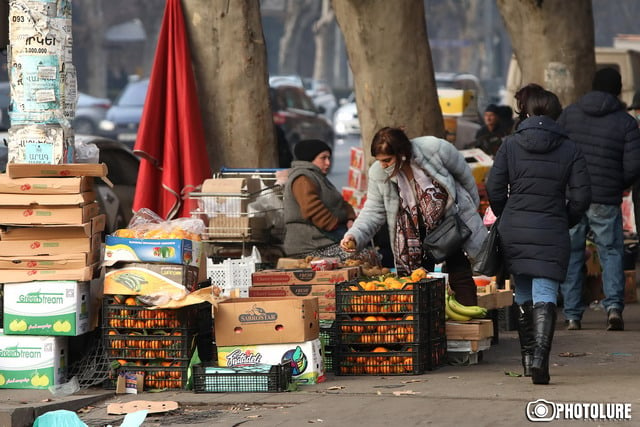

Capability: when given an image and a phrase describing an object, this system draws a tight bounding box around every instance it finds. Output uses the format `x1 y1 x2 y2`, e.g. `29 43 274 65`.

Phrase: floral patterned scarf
394 163 447 274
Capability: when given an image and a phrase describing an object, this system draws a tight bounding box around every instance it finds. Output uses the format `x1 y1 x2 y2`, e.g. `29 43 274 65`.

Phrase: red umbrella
133 0 212 219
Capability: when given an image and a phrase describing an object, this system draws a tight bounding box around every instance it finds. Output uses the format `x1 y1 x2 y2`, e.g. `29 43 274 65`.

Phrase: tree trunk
496 0 595 106
278 0 320 74
81 1 108 98
183 0 277 170
332 0 444 162
312 0 335 84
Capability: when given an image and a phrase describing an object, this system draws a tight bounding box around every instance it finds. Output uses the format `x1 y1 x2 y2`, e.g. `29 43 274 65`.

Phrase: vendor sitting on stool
283 139 356 260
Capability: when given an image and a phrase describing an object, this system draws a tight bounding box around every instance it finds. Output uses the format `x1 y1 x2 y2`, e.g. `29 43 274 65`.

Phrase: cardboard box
495 289 514 309
249 284 336 320
0 175 93 194
104 263 199 296
347 167 367 191
446 319 494 340
3 281 91 336
0 191 95 206
217 338 325 384
207 216 266 241
460 148 493 185
251 267 360 286
7 162 108 178
341 186 367 211
214 297 320 346
0 264 98 283
104 235 202 267
0 202 100 225
0 231 101 258
349 147 365 171
0 253 90 270
0 333 67 389
0 214 105 240
476 292 496 310
276 258 310 269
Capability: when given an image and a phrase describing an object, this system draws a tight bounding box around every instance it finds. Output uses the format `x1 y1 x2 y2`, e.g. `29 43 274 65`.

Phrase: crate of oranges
102 295 200 362
333 272 446 375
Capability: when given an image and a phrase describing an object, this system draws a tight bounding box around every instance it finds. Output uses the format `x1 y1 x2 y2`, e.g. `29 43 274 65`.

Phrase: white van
503 47 640 108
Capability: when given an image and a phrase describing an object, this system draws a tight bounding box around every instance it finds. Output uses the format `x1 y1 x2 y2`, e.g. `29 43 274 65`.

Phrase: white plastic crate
208 258 255 298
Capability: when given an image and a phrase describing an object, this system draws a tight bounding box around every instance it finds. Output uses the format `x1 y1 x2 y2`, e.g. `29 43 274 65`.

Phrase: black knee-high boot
517 301 535 377
531 302 556 385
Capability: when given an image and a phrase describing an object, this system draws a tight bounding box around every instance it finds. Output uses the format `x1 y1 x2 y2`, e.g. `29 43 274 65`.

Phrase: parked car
302 77 338 121
98 78 149 148
270 75 337 122
73 93 112 135
269 84 334 152
0 83 111 134
333 92 359 137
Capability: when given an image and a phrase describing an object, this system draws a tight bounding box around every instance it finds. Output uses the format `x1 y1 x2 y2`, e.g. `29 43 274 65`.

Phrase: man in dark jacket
559 68 640 331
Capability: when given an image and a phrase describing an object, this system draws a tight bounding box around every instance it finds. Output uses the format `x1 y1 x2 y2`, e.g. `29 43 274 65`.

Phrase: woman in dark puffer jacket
486 88 591 385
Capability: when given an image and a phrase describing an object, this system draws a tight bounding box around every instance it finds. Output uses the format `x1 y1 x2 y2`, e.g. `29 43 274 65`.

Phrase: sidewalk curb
1 391 114 427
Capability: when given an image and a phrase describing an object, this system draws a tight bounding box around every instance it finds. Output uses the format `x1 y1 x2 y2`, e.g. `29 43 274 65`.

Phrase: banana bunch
445 293 487 321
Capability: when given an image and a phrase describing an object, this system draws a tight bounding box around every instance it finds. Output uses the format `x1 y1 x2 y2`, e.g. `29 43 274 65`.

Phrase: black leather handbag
473 219 502 276
422 212 472 263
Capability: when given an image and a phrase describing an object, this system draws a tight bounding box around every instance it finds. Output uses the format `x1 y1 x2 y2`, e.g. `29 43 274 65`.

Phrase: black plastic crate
102 296 201 331
319 320 337 347
335 314 426 346
103 329 196 361
192 363 292 393
335 277 445 316
333 338 444 376
104 363 189 390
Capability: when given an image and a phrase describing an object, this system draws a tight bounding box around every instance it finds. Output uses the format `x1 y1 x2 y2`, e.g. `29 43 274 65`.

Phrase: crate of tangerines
102 295 200 390
333 269 446 375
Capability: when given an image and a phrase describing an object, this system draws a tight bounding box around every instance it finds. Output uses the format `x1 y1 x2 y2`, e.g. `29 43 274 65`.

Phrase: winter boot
531 302 557 385
517 301 535 377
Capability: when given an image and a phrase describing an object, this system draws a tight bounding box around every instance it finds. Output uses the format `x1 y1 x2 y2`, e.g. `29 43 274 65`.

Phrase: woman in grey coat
340 127 486 305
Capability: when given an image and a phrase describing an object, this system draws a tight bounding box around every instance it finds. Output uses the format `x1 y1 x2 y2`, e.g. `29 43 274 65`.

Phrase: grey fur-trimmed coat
346 136 487 264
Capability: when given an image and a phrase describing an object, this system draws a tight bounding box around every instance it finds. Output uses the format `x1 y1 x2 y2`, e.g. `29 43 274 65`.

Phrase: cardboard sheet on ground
107 400 178 415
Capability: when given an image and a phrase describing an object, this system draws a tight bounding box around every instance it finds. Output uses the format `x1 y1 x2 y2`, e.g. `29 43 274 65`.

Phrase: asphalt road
327 134 363 190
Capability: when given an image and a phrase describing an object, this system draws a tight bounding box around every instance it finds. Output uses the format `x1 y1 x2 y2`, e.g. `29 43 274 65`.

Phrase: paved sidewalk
4 300 640 427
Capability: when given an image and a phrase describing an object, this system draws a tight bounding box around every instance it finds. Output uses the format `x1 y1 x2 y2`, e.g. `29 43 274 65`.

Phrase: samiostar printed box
3 281 90 336
0 333 67 389
214 297 319 346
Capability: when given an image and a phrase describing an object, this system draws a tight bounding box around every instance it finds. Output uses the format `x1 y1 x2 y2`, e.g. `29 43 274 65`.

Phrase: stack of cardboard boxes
214 296 325 384
0 164 106 389
342 147 368 214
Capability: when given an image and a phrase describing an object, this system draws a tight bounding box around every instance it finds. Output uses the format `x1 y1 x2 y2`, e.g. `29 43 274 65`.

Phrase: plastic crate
192 363 292 393
103 329 195 361
335 278 445 343
207 257 255 297
319 321 336 373
102 296 200 331
333 337 446 376
104 363 189 390
335 277 445 316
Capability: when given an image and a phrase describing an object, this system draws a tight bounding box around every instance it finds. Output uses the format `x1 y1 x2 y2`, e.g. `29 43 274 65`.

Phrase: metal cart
189 168 287 263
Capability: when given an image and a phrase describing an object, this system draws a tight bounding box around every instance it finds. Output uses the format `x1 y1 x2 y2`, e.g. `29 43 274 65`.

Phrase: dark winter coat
558 91 640 205
486 116 591 282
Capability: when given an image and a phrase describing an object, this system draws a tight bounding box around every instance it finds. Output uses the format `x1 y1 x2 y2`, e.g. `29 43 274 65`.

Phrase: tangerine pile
340 347 416 375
